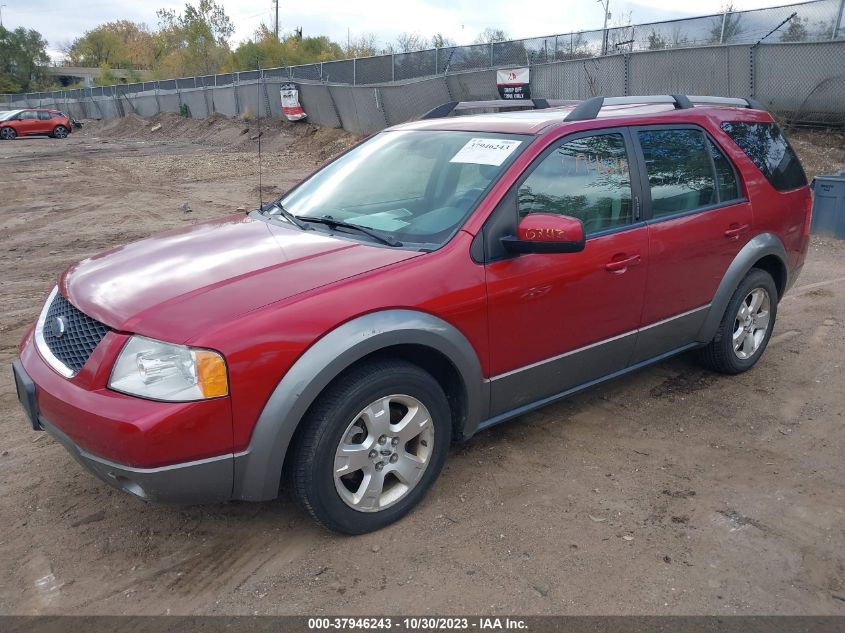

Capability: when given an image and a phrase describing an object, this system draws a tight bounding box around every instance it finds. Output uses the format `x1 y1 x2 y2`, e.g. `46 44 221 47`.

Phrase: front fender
232 309 486 501
696 232 788 343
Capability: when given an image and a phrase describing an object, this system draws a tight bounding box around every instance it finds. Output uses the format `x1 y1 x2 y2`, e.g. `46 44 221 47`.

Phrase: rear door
37 110 54 134
483 129 649 416
630 125 751 363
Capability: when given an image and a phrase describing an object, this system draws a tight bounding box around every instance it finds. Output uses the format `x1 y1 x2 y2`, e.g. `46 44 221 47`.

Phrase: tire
53 125 69 139
287 359 451 534
697 268 778 375
0 127 16 140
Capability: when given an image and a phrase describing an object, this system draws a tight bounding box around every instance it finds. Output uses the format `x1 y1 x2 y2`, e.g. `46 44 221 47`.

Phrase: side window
518 133 633 235
720 121 807 192
708 139 740 202
638 129 716 218
21 111 38 120
38 111 52 120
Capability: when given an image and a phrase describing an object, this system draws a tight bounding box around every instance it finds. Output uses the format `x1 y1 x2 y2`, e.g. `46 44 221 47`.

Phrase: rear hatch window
720 121 807 192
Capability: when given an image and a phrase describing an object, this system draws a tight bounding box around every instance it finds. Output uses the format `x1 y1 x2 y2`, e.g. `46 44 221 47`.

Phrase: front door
630 126 753 363
483 130 649 417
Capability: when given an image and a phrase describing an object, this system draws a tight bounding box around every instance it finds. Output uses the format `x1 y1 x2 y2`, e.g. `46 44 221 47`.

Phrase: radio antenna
257 56 263 210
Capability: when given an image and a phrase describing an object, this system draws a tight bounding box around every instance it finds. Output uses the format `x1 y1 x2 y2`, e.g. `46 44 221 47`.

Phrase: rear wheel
0 127 16 140
697 268 778 374
53 125 68 139
287 359 451 534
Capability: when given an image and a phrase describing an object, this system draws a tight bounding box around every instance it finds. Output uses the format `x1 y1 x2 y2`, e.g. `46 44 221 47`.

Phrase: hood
61 214 421 343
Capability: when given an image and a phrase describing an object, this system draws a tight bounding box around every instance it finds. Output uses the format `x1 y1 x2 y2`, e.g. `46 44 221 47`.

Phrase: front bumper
12 356 236 504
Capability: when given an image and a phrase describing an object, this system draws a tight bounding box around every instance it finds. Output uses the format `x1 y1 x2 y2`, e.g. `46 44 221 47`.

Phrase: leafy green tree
647 30 667 50
0 25 50 93
68 21 157 69
154 0 234 77
93 62 118 86
225 25 344 71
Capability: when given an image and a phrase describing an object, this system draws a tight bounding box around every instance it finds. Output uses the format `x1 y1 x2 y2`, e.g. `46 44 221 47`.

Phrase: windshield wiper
299 215 403 247
263 201 311 231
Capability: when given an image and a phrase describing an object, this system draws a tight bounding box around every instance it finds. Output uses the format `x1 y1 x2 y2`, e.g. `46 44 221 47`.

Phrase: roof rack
563 94 766 122
420 98 577 120
419 94 765 122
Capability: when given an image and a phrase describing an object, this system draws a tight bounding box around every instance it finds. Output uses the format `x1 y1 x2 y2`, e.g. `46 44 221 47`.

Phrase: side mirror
501 213 586 254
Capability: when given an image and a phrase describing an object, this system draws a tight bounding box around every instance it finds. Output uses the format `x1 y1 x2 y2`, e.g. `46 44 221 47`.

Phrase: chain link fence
3 0 842 107
2 0 844 132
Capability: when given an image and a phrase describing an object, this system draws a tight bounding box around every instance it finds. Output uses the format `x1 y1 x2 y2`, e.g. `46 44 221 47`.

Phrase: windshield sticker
450 138 522 166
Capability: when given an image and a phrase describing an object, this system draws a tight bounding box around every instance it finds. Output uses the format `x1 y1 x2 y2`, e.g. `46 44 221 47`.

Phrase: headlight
109 335 228 401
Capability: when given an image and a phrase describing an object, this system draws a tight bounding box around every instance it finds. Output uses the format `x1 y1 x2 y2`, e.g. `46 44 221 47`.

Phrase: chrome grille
41 292 110 374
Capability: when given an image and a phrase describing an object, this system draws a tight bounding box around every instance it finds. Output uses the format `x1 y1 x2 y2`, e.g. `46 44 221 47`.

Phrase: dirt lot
0 117 844 616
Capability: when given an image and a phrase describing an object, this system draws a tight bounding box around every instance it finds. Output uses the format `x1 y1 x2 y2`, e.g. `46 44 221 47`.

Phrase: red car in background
0 108 72 140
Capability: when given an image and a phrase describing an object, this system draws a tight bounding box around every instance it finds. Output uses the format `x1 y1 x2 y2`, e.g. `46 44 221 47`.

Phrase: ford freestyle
13 95 811 534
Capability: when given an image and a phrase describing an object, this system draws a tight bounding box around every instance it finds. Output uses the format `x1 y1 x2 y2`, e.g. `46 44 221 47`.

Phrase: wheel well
753 255 786 299
287 344 469 458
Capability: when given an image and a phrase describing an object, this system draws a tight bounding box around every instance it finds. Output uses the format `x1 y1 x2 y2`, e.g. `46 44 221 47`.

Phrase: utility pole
598 0 611 55
0 5 6 28
274 0 279 41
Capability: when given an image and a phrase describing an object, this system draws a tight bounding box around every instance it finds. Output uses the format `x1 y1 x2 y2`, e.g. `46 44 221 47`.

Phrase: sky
1 0 792 59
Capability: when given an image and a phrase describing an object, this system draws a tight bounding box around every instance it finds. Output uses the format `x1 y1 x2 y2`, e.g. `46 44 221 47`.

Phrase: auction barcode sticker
450 138 522 166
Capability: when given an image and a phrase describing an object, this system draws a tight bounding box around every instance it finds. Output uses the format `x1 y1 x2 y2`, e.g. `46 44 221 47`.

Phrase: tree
154 0 234 77
474 28 509 44
345 33 378 58
384 32 429 54
67 21 156 69
431 33 456 48
709 3 744 44
225 24 344 71
647 29 668 50
780 17 809 42
93 62 118 86
0 25 50 93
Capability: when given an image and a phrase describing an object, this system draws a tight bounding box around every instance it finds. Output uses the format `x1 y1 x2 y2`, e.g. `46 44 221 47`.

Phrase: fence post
489 42 494 67
749 45 756 98
392 54 395 82
154 81 161 113
832 0 845 39
719 11 728 43
353 58 357 85
435 47 439 74
624 53 630 95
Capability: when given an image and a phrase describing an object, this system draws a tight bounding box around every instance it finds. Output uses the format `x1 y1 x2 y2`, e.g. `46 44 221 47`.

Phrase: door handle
605 254 641 273
724 223 750 240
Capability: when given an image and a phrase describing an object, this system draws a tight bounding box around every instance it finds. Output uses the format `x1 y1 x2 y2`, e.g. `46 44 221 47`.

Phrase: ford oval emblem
51 316 67 339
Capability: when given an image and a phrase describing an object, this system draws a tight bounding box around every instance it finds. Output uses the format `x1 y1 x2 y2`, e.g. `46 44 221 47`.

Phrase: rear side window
709 140 740 202
638 129 716 218
720 121 807 191
38 111 52 120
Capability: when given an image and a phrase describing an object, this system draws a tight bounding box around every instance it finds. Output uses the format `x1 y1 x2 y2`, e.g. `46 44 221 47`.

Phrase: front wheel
287 360 451 534
53 125 69 139
0 127 16 140
697 268 778 374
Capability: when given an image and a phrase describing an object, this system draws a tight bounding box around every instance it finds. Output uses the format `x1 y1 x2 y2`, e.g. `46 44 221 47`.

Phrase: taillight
802 193 813 239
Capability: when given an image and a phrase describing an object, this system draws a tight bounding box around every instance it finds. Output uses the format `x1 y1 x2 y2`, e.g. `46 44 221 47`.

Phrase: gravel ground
0 118 843 616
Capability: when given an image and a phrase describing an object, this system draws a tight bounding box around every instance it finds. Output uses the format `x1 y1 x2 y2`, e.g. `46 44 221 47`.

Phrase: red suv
12 95 811 533
0 108 72 139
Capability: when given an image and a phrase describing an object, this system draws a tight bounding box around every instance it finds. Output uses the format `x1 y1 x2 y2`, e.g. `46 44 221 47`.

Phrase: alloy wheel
334 394 434 512
732 287 771 360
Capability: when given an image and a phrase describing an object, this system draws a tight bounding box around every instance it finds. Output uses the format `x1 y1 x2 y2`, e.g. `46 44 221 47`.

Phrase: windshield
0 110 22 122
277 129 530 248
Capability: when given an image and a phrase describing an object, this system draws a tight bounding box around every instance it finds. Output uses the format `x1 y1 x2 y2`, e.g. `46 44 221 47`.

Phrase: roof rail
420 98 577 120
564 94 765 122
